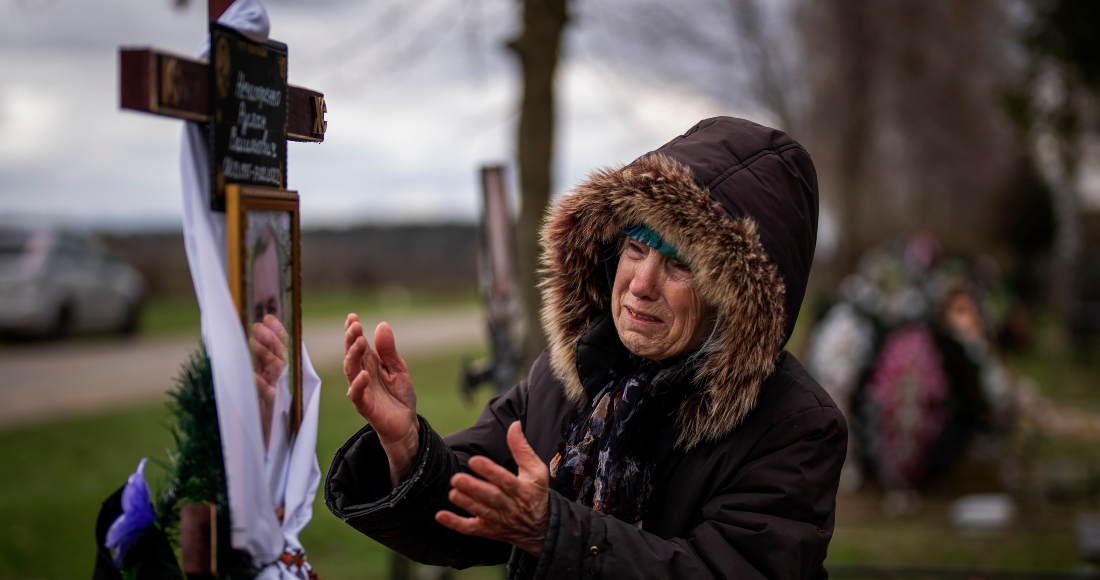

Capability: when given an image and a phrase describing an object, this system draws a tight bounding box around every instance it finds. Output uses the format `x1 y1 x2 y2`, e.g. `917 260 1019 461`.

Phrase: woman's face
611 238 709 361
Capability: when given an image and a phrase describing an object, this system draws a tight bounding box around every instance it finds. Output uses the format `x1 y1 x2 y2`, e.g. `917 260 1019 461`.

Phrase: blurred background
1 0 1099 578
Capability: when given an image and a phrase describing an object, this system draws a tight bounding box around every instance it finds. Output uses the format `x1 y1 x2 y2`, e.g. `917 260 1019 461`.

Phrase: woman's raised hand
435 421 550 556
252 314 289 448
344 313 419 486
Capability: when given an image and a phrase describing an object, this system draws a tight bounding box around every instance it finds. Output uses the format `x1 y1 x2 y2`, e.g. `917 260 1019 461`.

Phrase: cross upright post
208 0 234 22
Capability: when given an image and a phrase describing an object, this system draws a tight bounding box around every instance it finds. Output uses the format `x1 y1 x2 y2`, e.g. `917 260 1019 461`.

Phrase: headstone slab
209 23 289 212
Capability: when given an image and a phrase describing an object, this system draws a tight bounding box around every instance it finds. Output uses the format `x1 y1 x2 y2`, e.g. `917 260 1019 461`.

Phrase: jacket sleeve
324 377 533 569
531 405 846 580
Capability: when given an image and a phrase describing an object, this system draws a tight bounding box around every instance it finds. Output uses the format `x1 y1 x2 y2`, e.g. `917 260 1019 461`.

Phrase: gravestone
462 165 525 398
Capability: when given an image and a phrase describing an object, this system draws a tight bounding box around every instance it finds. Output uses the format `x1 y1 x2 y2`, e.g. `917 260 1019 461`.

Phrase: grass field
1 309 1097 578
0 345 501 580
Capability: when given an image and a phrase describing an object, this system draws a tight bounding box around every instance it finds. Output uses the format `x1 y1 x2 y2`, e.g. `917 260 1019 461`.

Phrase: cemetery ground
0 305 1097 578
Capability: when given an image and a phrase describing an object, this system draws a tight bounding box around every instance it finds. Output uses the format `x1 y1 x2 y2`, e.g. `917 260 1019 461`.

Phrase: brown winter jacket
325 117 847 579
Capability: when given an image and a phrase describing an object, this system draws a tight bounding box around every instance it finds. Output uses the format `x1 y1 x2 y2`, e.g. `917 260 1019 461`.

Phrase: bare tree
509 0 568 366
1010 0 1100 321
574 0 805 134
798 0 1022 274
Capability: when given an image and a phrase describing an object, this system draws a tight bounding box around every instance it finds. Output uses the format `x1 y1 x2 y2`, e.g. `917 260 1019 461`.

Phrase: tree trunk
830 0 876 275
508 0 568 371
1045 138 1081 325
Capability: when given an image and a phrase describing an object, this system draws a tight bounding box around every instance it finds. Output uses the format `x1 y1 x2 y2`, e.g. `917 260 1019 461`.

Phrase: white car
0 229 147 337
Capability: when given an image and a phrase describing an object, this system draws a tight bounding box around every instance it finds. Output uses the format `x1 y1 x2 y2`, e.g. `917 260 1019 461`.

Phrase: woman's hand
344 314 418 487
435 421 550 557
251 314 288 447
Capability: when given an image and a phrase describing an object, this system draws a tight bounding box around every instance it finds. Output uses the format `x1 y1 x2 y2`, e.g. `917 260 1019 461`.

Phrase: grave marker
117 3 326 575
462 165 525 397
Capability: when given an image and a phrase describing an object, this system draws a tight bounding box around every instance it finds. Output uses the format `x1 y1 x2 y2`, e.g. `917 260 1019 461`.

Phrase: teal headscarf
623 224 680 262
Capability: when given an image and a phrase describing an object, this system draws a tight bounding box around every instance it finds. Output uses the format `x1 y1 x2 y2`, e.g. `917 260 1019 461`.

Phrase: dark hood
652 117 819 340
539 116 819 448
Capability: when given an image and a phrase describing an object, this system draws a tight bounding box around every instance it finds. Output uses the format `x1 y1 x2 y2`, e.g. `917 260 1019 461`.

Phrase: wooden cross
119 0 327 209
117 2 325 576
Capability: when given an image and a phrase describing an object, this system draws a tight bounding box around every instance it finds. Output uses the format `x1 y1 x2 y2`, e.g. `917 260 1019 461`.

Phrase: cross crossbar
119 47 326 143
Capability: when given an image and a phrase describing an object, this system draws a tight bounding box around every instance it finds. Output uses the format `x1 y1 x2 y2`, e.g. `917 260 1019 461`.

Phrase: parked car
0 228 147 337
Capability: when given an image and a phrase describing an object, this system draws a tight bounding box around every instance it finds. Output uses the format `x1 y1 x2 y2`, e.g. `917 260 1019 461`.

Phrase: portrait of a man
250 221 286 326
245 210 295 457
225 184 303 520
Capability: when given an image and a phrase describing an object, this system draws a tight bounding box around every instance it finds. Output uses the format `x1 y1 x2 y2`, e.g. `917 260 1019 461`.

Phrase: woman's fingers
344 318 363 354
346 369 375 418
434 510 484 536
344 334 380 390
250 334 274 365
347 320 400 385
343 335 366 381
263 314 289 344
250 329 284 384
448 488 499 520
467 456 524 497
440 428 550 555
253 321 287 361
373 322 408 376
252 321 277 350
346 368 368 398
506 422 548 481
254 371 276 404
450 472 508 510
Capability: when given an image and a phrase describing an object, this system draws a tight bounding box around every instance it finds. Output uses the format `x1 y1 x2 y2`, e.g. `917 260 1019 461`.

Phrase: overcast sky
0 0 765 231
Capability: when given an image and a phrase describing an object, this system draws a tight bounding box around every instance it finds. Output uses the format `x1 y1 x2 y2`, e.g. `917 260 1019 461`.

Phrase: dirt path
0 309 484 429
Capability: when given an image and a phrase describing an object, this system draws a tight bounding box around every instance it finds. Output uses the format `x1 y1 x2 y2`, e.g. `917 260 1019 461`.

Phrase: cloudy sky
0 0 768 230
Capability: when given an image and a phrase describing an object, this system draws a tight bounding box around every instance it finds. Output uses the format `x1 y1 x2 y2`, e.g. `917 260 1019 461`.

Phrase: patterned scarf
548 356 663 527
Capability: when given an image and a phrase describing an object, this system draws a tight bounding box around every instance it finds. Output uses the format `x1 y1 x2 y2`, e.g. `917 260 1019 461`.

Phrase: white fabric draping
178 0 321 576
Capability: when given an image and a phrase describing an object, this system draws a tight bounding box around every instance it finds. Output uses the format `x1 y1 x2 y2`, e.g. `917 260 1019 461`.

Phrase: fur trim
539 154 787 449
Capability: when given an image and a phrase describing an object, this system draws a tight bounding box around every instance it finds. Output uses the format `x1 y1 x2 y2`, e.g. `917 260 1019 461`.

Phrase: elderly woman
325 117 846 579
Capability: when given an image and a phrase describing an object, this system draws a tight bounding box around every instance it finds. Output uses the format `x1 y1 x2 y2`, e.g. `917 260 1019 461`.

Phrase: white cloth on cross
179 0 321 577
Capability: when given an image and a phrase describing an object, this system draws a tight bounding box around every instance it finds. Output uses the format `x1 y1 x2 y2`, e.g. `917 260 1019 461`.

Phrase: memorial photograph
228 185 302 445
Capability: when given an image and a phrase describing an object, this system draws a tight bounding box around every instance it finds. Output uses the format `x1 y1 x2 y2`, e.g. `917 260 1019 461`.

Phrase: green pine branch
155 342 259 579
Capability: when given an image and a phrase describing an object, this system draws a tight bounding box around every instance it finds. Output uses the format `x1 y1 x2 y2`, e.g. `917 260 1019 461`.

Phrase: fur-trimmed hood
539 117 819 448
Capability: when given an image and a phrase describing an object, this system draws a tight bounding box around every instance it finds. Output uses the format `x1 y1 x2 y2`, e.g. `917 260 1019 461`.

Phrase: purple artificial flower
105 458 156 568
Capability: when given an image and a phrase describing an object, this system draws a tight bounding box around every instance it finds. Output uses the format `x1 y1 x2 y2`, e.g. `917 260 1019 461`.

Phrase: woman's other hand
435 421 550 557
251 314 288 447
344 313 419 487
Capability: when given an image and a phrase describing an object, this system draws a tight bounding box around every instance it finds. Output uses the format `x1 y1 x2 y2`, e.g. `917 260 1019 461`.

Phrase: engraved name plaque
209 23 288 212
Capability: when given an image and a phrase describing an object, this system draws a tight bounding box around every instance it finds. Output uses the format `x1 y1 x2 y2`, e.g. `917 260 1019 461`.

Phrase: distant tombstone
462 165 524 397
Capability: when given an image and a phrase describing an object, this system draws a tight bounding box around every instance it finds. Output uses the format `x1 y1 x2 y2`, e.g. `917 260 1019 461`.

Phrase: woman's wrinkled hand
251 314 288 446
435 421 550 557
344 313 418 487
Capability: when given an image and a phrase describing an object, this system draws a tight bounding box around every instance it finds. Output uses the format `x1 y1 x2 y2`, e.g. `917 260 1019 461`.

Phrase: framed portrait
226 184 302 451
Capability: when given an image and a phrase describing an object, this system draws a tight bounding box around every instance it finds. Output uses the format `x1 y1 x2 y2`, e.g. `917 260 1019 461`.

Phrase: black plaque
209 23 288 212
